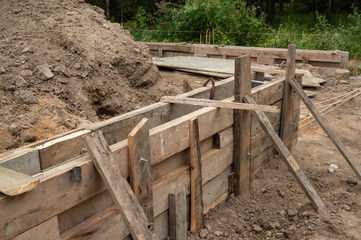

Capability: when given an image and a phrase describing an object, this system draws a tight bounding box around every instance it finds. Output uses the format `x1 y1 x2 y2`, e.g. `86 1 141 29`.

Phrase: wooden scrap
280 44 296 151
128 118 155 222
182 80 193 93
84 131 158 240
290 79 361 180
168 188 187 240
233 55 252 196
12 216 60 240
160 96 280 113
244 95 329 217
189 117 204 232
0 166 39 196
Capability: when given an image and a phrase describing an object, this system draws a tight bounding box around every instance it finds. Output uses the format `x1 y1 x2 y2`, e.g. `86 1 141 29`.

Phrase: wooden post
168 188 187 240
189 117 204 232
84 131 158 240
105 0 110 20
244 96 329 217
128 118 155 223
289 79 361 180
233 55 252 196
205 30 208 45
280 44 296 151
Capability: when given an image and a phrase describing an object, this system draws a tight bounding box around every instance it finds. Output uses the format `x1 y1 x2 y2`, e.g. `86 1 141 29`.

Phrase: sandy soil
188 79 361 240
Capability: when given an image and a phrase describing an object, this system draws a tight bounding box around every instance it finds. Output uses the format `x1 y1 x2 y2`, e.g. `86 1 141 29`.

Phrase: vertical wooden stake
189 117 204 232
200 34 202 44
212 28 215 45
280 44 296 151
233 55 252 196
205 30 208 44
105 0 110 20
128 118 155 223
84 131 157 240
169 188 187 240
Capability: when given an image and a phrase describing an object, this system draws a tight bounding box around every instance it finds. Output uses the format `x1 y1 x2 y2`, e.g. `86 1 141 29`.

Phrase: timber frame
145 42 349 69
2 44 343 239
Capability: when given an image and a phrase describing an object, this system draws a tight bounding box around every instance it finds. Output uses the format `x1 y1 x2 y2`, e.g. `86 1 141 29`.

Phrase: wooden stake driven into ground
233 55 252 196
289 79 361 180
189 117 204 232
128 118 155 223
244 95 329 217
280 44 296 151
161 96 279 113
0 166 39 196
168 188 187 240
84 131 158 240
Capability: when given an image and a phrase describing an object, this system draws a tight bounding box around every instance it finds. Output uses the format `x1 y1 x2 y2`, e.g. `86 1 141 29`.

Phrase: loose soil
0 0 211 153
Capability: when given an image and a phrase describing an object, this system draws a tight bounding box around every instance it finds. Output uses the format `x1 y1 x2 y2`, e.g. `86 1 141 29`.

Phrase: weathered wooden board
12 216 60 240
189 118 204 232
169 188 187 240
0 166 39 196
84 131 157 240
0 148 40 175
36 130 91 170
128 118 155 222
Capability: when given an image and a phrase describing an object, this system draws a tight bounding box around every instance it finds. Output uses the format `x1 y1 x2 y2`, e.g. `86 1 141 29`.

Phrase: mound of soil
0 0 163 152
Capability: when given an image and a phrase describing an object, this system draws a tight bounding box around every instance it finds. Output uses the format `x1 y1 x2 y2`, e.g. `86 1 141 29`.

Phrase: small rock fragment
342 204 351 211
35 65 54 81
74 63 81 69
214 231 223 237
253 224 262 233
0 64 6 74
15 90 38 105
14 76 26 87
199 229 208 238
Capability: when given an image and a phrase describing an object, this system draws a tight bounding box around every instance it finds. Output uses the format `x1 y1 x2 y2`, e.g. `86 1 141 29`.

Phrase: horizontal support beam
161 97 280 113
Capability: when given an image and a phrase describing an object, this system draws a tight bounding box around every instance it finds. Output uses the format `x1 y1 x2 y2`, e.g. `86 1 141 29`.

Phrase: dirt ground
188 78 361 240
0 0 213 153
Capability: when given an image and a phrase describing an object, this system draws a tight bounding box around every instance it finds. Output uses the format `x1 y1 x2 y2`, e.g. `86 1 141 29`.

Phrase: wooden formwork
0 73 300 239
145 42 349 69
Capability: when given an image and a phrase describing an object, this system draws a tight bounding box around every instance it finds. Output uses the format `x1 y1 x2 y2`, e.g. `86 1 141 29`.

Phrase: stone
0 64 6 74
342 204 351 211
19 70 33 78
214 231 223 237
21 46 33 54
261 187 267 193
287 208 299 217
286 225 297 240
15 90 38 105
279 210 286 216
35 65 54 81
74 63 81 69
14 76 26 87
9 123 21 134
270 221 281 230
253 224 262 233
266 231 272 237
199 229 208 238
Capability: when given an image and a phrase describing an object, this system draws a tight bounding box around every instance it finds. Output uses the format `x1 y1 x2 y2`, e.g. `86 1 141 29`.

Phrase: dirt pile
0 0 162 152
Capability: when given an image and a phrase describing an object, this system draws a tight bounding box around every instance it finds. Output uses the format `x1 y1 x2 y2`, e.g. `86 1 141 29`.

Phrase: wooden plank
213 127 233 149
36 130 90 170
189 117 204 232
84 131 157 240
244 95 329 217
0 148 40 175
12 216 60 240
280 44 296 151
168 188 187 240
128 118 155 223
289 79 361 180
233 55 252 196
0 166 39 196
183 80 193 93
161 96 279 113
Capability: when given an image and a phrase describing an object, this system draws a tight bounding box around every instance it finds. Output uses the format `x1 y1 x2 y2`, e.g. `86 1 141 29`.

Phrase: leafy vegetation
86 0 361 59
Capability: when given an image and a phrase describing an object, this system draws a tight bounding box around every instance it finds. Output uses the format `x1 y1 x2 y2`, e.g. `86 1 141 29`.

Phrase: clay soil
188 78 361 240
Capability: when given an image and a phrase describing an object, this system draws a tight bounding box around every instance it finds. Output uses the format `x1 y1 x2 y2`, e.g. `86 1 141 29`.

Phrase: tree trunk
280 0 284 19
106 0 110 20
327 0 332 22
313 0 316 20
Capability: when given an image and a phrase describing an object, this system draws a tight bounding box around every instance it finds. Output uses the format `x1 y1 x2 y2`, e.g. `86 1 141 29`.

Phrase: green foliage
129 0 268 46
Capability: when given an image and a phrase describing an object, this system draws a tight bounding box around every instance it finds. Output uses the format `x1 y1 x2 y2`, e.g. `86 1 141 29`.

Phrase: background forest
85 0 361 58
